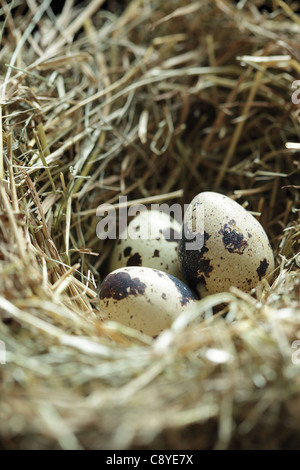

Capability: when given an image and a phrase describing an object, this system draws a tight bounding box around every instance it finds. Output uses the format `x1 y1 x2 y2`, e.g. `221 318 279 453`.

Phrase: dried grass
0 0 300 449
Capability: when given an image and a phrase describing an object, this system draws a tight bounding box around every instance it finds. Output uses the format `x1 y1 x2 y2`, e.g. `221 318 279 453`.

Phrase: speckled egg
108 210 182 279
99 266 199 337
178 191 275 296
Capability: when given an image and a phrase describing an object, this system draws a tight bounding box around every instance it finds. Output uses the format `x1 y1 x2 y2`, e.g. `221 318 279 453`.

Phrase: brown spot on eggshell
257 258 269 280
126 252 142 266
123 246 132 257
166 271 199 305
198 274 206 286
155 270 165 278
153 249 160 258
178 230 213 291
219 224 248 255
100 271 146 301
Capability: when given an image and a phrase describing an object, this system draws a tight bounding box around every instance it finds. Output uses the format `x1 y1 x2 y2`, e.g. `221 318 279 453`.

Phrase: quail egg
178 191 275 296
108 210 182 279
99 266 199 337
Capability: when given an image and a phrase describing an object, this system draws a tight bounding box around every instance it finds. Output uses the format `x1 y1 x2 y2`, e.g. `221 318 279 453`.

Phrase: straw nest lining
0 0 300 449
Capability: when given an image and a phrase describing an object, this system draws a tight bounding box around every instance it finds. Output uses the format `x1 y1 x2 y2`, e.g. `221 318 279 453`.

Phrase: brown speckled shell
178 192 275 296
108 210 182 279
100 267 199 337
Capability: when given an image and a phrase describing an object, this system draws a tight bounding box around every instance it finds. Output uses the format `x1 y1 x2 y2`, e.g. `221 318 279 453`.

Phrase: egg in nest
108 210 182 279
178 191 275 296
100 266 199 337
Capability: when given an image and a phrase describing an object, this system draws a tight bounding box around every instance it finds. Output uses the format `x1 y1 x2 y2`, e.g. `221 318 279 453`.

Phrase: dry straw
0 0 300 449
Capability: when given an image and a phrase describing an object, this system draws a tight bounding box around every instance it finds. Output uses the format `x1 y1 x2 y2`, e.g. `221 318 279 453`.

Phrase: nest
0 0 300 450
